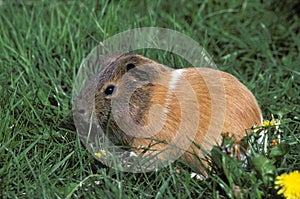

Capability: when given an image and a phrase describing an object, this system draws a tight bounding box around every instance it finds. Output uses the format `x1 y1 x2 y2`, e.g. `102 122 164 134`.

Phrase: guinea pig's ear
98 52 125 69
125 63 136 72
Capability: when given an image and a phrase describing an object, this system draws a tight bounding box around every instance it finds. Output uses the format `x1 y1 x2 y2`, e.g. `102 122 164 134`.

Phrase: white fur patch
163 70 183 115
169 70 183 91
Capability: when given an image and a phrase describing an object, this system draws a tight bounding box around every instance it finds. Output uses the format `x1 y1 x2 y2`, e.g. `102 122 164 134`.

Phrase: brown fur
94 53 262 173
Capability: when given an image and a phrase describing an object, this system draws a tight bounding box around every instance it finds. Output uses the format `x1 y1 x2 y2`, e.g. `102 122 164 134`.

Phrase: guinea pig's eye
126 63 136 72
103 85 116 97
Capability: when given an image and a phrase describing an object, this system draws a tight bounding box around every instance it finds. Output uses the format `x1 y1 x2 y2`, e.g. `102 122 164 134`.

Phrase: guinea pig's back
218 69 262 136
178 67 262 151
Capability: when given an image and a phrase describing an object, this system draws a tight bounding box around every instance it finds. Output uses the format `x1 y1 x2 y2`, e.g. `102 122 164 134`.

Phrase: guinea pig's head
94 53 171 145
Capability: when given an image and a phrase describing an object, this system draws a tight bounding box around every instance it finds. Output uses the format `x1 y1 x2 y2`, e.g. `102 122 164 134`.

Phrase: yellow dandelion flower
275 170 300 199
271 139 278 146
263 120 271 127
94 149 106 159
262 117 281 128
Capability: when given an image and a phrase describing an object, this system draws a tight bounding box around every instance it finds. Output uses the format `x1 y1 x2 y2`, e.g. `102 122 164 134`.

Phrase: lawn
1 0 299 198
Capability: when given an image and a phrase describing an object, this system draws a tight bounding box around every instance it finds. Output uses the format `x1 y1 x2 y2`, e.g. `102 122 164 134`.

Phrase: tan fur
94 53 262 174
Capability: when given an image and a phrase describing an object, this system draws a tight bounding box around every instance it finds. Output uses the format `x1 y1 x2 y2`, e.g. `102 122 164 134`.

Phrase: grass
0 0 299 198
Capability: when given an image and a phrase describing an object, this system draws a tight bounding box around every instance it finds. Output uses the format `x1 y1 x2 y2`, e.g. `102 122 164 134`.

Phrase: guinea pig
93 53 262 174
